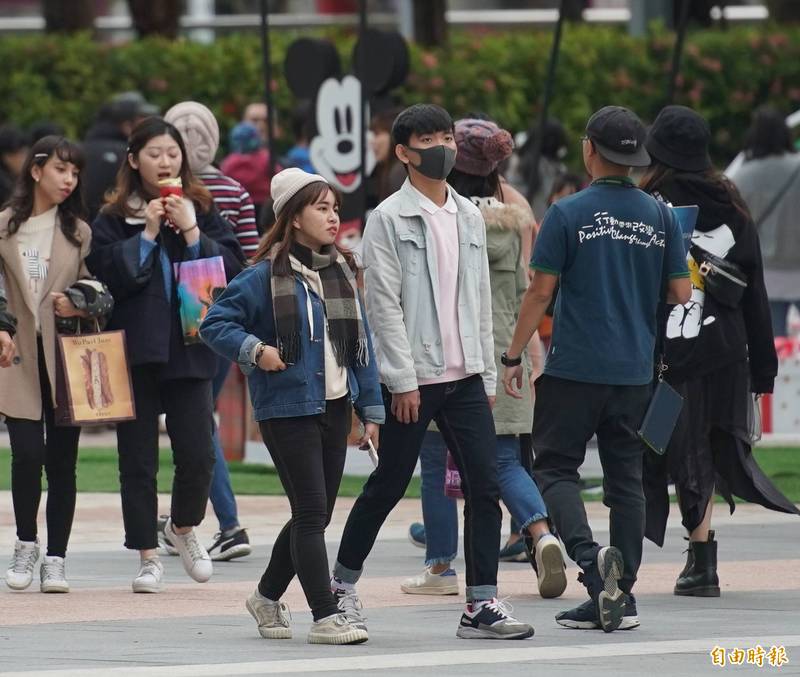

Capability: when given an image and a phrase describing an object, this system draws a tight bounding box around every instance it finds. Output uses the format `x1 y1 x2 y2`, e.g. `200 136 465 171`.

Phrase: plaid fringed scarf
270 242 368 367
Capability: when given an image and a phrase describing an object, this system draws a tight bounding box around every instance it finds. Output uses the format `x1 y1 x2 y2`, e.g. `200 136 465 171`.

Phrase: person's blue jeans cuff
518 512 548 533
425 554 456 567
466 585 498 602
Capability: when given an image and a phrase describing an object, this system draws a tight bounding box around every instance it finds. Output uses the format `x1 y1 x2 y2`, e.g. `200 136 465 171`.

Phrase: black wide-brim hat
645 105 712 172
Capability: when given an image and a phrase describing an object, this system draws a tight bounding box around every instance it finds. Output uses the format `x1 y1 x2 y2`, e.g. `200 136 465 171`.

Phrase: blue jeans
419 431 459 566
419 432 548 566
770 300 799 338
209 359 240 532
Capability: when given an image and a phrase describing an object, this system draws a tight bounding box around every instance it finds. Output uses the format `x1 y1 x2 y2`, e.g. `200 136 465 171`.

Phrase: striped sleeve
202 173 261 256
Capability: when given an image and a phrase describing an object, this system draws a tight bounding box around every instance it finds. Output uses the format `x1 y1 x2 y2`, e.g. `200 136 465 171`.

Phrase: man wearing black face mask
330 104 533 640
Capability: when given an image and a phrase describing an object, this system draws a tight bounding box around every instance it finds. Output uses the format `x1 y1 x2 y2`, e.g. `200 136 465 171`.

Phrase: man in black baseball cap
585 105 651 168
501 104 690 633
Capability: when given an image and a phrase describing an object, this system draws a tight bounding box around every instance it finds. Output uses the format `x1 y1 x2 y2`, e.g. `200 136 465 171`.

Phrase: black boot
674 530 720 597
677 536 694 579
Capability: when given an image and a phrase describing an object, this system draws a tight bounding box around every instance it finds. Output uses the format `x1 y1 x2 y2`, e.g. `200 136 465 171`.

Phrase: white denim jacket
362 179 496 395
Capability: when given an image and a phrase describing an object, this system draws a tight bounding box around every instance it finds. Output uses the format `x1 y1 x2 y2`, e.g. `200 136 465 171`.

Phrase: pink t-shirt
411 184 468 386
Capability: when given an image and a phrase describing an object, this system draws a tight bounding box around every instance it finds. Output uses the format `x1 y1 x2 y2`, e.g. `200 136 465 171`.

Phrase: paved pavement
1 485 799 676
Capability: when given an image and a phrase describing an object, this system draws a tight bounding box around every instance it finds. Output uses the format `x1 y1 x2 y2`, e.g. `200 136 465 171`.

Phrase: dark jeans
532 374 651 594
6 338 81 558
116 366 215 550
335 375 501 602
258 396 351 621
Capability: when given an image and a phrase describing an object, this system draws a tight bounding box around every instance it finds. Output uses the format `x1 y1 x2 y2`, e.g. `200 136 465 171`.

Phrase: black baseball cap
585 105 650 167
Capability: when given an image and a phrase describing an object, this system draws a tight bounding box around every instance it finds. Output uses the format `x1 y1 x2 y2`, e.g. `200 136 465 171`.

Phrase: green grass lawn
0 447 419 498
0 446 796 502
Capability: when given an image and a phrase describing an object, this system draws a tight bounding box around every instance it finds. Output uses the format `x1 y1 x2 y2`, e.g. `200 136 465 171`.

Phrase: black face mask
405 144 457 181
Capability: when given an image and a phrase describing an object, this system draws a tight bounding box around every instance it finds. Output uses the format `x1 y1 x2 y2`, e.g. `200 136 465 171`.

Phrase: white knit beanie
164 101 220 173
271 168 329 218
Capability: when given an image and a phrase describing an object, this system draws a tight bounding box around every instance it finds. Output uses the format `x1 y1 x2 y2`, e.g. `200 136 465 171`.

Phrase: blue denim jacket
199 260 385 424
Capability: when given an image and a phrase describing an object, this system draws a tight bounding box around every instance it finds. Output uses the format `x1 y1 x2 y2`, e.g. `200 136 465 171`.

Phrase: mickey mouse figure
284 30 409 248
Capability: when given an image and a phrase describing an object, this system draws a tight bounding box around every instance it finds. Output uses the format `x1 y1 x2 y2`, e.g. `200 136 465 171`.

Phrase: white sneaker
245 589 292 639
132 557 164 593
40 556 69 593
308 613 368 645
165 518 212 583
6 539 40 590
534 534 567 599
401 567 459 595
333 588 367 631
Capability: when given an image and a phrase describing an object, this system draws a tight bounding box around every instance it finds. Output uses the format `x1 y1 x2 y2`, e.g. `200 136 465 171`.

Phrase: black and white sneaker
208 528 251 561
576 546 626 633
595 546 625 632
456 598 534 640
556 594 639 630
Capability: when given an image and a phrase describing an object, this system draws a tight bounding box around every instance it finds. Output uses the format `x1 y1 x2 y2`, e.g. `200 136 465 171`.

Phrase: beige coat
0 208 92 420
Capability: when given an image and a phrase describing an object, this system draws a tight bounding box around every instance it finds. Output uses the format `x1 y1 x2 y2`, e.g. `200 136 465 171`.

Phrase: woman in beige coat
0 136 97 593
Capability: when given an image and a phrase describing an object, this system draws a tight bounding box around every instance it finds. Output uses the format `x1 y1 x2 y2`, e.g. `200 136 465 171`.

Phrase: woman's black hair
391 103 454 146
743 107 795 160
640 161 752 224
103 116 212 216
447 167 501 201
4 136 86 247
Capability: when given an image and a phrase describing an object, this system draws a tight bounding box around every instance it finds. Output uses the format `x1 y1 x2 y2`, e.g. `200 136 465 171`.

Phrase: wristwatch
500 351 522 367
252 342 267 367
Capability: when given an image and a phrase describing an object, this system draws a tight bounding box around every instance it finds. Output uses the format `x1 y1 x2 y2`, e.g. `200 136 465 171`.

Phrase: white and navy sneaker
208 528 251 562
456 598 534 640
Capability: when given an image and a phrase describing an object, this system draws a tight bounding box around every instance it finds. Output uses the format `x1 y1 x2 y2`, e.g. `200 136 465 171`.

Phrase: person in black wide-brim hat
640 104 800 599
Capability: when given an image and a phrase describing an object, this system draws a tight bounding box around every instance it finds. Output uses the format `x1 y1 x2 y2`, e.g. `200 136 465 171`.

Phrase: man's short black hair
391 103 454 147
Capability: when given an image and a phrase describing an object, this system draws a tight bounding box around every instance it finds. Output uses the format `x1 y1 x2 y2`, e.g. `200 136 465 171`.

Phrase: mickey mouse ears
284 30 409 100
285 38 342 99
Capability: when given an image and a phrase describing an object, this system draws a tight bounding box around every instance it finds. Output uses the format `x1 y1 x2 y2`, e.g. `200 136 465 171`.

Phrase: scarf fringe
278 332 301 365
331 337 370 368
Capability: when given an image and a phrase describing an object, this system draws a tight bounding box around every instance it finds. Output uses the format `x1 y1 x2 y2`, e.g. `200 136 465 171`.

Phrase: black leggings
258 396 351 621
6 338 81 558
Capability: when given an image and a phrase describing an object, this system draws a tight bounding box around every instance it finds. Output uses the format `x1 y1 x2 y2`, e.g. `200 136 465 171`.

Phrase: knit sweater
16 206 57 331
197 169 260 256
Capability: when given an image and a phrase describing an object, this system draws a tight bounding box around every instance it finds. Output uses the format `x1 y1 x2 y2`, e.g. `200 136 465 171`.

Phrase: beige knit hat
164 101 220 173
271 167 329 217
